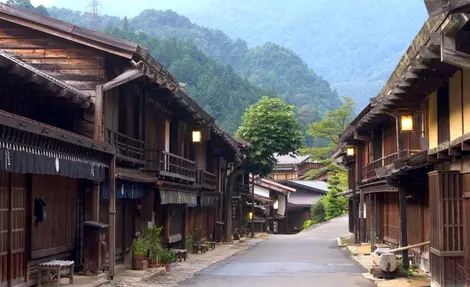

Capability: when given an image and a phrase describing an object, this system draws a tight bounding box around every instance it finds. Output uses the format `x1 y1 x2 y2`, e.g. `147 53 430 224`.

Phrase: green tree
308 96 355 147
310 200 326 224
321 173 348 220
236 96 304 176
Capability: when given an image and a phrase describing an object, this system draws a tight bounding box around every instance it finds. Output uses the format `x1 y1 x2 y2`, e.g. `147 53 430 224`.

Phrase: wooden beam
448 146 462 156
102 68 144 92
402 70 419 82
354 131 370 142
437 151 451 160
462 141 470 151
425 0 470 17
442 47 470 69
94 85 104 142
419 46 440 61
441 13 470 36
108 156 116 279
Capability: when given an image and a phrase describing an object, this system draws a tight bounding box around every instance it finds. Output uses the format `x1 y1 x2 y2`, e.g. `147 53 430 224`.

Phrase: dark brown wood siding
31 175 77 259
437 83 450 145
0 19 106 96
429 171 465 286
0 171 27 286
383 192 399 245
383 121 397 156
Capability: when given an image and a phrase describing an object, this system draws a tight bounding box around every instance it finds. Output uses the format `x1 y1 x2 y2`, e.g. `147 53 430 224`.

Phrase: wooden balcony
106 129 145 164
361 150 422 182
197 170 218 190
145 149 196 183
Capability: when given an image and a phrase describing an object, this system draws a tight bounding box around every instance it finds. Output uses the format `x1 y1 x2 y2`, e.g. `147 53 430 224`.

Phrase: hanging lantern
192 130 202 143
346 147 355 157
401 114 413 132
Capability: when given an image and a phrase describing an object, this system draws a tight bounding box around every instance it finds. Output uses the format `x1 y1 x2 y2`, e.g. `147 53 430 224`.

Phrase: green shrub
303 219 314 229
159 248 176 264
310 200 326 223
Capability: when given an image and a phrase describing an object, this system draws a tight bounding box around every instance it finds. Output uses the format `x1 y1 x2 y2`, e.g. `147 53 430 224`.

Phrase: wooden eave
0 50 93 110
425 0 470 17
0 109 115 154
338 13 464 147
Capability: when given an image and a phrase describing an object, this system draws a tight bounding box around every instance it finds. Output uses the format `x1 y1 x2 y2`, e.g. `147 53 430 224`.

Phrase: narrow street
179 216 375 287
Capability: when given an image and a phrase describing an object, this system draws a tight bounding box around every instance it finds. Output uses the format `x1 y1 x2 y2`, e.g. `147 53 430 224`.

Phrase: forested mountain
47 0 429 110
46 6 343 142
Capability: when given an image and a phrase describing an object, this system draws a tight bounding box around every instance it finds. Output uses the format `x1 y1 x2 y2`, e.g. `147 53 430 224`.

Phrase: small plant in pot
148 226 163 268
132 236 148 270
159 248 176 272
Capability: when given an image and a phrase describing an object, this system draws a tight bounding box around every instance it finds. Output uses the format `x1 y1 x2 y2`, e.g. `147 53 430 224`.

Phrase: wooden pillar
399 187 409 269
7 172 12 287
395 116 409 268
92 184 100 222
371 193 376 250
359 190 365 242
94 85 104 142
108 156 116 279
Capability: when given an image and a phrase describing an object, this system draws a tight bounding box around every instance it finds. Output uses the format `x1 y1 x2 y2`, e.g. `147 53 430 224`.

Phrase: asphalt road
179 216 375 287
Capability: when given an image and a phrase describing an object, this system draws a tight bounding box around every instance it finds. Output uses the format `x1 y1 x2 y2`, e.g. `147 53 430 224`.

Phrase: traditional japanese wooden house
337 4 470 285
0 3 245 284
0 36 116 287
270 153 323 181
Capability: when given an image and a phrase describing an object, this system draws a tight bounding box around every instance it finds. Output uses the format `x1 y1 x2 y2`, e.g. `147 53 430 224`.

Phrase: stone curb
139 267 166 282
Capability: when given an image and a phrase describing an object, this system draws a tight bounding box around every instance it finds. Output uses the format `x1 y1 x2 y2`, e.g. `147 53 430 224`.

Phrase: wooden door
0 171 27 287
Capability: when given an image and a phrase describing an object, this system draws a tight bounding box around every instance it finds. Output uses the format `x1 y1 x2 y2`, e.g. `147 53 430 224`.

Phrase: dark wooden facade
337 6 470 285
0 3 246 286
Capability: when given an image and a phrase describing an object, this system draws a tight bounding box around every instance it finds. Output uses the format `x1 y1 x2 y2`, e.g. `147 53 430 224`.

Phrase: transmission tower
86 0 101 28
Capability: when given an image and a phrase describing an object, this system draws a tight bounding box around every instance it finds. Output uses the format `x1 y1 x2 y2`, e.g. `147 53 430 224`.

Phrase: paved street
179 216 375 287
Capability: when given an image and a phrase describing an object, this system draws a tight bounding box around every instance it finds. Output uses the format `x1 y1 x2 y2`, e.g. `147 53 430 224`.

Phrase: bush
303 219 314 229
310 200 326 223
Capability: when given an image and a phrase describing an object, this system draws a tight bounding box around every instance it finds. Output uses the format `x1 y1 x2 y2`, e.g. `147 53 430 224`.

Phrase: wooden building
337 4 470 285
270 153 323 181
0 3 246 285
277 180 328 234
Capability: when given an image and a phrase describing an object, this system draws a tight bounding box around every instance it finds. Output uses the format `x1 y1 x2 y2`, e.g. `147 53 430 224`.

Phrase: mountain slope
48 6 343 141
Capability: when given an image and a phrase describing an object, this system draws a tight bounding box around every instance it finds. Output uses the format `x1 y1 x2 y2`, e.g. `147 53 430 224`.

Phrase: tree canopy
308 96 355 147
236 96 304 176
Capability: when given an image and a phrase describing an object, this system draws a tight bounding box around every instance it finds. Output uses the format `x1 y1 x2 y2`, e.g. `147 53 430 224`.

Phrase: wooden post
92 184 100 222
399 187 409 269
94 85 104 142
351 165 358 243
359 190 365 242
108 156 116 279
371 193 376 250
396 116 409 269
8 172 12 287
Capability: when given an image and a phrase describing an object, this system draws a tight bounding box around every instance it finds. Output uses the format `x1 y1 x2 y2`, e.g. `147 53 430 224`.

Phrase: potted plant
148 226 163 268
159 248 176 272
132 236 148 270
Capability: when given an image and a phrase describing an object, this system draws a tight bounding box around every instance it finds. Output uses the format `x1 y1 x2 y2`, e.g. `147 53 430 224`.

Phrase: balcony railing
362 152 399 182
106 129 145 164
361 150 422 182
197 170 217 190
145 149 196 182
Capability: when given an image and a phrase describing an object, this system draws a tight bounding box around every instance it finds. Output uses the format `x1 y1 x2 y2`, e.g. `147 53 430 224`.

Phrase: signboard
232 197 240 220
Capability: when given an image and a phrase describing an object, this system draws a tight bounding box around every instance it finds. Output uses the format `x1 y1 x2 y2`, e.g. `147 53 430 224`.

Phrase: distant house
244 176 295 234
271 153 324 181
276 180 329 233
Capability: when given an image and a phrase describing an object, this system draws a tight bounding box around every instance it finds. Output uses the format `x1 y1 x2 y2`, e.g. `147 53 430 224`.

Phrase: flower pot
149 259 159 268
165 264 171 272
132 254 147 270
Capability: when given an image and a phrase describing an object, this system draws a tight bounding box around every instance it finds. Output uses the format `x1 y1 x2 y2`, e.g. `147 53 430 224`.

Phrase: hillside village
0 0 469 287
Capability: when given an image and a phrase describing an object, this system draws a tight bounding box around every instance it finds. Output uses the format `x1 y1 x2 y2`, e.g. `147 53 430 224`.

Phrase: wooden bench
172 249 188 262
204 240 216 250
37 260 74 287
193 237 209 254
165 234 188 262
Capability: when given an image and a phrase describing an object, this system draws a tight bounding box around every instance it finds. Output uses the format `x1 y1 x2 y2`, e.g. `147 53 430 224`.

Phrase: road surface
178 216 374 287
